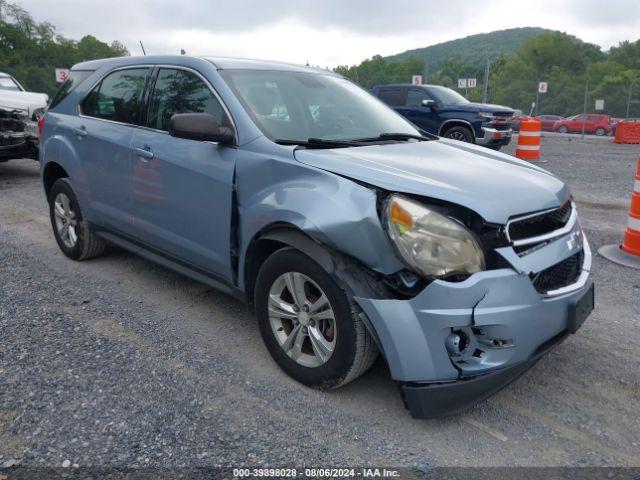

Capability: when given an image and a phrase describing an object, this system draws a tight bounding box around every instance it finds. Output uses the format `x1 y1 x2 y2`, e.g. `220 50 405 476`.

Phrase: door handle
134 146 154 161
73 126 87 138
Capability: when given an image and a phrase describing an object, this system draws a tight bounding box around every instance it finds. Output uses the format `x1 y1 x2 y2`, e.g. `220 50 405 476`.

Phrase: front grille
531 250 583 294
508 202 572 241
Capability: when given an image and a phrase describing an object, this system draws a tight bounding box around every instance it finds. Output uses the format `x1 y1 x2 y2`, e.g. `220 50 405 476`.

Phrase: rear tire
442 126 473 143
595 127 605 136
254 248 378 389
48 178 106 261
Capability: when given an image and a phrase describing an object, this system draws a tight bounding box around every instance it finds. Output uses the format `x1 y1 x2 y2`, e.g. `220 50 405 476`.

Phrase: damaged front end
354 198 593 419
0 108 39 162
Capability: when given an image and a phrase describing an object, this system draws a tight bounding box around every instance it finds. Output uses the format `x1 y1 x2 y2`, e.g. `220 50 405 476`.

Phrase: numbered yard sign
538 82 548 93
411 75 422 85
55 68 70 83
467 78 477 88
458 78 467 89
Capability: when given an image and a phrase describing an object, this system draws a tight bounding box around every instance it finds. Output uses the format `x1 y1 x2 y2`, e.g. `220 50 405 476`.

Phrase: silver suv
39 55 594 418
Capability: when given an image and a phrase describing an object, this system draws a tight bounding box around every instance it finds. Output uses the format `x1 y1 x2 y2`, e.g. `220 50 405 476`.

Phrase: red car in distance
534 115 564 132
552 114 613 136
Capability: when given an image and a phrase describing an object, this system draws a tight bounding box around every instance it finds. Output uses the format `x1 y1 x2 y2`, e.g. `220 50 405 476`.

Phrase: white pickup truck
0 72 48 161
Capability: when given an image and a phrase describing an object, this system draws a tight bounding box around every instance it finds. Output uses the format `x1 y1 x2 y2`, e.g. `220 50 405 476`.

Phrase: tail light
37 114 45 139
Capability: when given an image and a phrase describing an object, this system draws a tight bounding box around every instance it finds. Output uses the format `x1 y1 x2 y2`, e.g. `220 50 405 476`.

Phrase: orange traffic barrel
515 118 541 161
599 155 640 269
614 121 640 144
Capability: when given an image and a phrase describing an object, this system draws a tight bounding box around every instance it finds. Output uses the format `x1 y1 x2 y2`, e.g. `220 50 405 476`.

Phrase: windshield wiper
373 132 435 141
275 138 365 149
274 133 435 149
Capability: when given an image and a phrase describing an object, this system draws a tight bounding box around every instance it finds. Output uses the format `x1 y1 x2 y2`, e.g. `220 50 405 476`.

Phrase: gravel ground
0 135 639 472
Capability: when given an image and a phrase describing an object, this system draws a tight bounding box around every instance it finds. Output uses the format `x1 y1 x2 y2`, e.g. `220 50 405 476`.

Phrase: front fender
235 138 404 290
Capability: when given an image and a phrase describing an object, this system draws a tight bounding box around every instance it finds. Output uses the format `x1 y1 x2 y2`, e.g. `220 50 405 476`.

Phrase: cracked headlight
385 195 485 279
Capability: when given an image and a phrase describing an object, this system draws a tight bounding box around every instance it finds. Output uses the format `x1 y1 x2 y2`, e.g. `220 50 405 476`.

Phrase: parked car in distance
40 56 594 418
511 109 527 132
0 71 48 160
0 72 48 121
535 114 564 132
0 72 49 162
372 84 514 150
553 114 612 136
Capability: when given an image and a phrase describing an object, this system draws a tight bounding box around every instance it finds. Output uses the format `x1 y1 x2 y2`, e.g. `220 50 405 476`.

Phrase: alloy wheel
53 192 78 248
446 131 468 141
267 272 337 368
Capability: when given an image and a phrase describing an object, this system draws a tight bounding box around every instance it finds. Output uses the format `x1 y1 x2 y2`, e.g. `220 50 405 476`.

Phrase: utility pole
582 78 589 139
482 59 490 103
626 82 633 119
465 68 468 97
423 61 429 85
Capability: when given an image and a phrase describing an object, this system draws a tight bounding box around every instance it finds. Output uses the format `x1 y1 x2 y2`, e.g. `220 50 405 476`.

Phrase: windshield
220 70 420 143
427 86 469 105
0 76 22 92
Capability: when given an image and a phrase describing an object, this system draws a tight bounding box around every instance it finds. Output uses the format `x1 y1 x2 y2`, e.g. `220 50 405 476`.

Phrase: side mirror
421 99 436 109
169 113 235 145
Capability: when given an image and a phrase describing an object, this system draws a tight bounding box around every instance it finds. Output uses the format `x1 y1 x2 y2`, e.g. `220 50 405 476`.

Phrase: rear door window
378 88 405 106
146 68 229 131
81 68 150 125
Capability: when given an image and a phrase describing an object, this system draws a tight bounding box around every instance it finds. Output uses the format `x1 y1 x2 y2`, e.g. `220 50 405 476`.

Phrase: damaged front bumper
355 235 593 419
0 110 38 161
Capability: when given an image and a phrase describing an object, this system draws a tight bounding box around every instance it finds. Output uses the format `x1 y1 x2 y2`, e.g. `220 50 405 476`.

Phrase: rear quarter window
49 70 93 109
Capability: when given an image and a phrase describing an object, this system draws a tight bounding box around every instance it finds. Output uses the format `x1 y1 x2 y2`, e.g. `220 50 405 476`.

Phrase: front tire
254 248 377 389
442 126 473 143
595 127 605 136
557 125 568 134
48 178 106 261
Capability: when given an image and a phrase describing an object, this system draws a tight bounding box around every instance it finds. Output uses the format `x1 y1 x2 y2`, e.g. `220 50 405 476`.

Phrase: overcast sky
16 0 640 67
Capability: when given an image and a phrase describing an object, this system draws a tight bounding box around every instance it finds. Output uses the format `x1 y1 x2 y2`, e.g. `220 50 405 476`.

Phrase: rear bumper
476 126 512 146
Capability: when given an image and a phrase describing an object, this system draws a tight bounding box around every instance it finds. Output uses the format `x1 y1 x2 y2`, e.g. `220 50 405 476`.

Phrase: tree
0 0 129 95
335 32 640 118
335 55 424 89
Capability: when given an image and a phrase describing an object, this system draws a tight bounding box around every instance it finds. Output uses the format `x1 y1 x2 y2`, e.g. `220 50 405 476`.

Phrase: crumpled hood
294 139 568 224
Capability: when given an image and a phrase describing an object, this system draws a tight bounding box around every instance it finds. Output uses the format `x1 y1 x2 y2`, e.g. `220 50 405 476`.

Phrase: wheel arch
40 131 93 217
42 161 69 198
242 223 336 308
243 222 386 353
438 119 476 139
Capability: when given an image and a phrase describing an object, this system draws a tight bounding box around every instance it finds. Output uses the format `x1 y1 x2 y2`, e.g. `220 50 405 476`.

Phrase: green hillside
386 27 553 70
335 30 639 118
